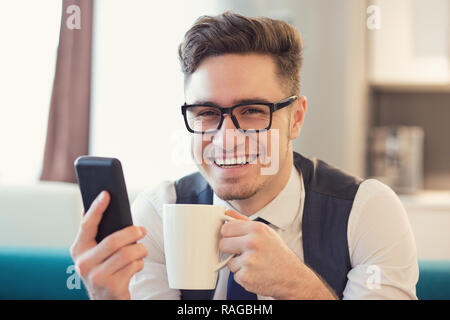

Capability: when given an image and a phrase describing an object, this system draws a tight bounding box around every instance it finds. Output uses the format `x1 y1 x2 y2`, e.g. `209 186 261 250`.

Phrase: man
70 12 418 300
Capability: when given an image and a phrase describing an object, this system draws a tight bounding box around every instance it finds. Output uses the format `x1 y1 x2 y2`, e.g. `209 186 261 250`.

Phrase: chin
214 188 258 201
210 180 259 201
196 163 264 201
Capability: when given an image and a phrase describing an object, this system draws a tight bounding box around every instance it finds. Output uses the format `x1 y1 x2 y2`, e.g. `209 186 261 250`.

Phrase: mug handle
214 215 236 271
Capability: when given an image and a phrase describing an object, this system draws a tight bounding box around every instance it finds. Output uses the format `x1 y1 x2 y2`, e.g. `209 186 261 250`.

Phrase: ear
289 96 307 140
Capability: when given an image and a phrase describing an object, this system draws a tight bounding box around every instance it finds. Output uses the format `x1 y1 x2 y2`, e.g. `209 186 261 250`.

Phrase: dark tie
226 217 269 300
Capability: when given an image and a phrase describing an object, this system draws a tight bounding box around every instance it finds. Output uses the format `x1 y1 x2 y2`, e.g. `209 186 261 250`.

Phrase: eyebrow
190 97 272 106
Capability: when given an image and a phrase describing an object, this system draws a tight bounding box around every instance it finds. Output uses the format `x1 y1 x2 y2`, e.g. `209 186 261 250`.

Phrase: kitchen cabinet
368 0 450 85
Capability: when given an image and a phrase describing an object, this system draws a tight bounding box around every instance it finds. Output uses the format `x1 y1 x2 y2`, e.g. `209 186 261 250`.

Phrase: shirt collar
213 165 303 231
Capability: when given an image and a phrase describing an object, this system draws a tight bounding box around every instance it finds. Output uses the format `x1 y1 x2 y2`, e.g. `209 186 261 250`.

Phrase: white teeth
214 156 249 167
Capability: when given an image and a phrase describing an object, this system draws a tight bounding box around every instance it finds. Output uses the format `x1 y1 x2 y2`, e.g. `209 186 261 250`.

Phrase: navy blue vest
174 152 362 299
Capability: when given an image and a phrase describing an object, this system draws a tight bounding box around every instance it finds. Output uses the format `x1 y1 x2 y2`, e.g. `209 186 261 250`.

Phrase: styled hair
178 11 303 95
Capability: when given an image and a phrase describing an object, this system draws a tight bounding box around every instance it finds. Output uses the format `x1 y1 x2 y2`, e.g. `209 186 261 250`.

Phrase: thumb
225 209 250 221
78 191 110 243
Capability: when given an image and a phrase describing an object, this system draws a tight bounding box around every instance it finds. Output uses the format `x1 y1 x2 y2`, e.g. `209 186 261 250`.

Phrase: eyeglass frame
181 95 298 134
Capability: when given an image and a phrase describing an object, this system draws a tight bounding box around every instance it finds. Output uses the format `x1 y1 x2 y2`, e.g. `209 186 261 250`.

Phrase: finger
92 243 148 278
220 219 253 237
219 235 247 255
79 191 111 241
112 259 146 289
227 252 249 274
90 225 146 263
72 191 111 256
225 210 250 221
75 225 146 277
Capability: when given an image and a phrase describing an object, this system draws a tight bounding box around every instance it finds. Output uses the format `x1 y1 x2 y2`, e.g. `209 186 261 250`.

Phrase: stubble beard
209 175 266 201
197 160 277 201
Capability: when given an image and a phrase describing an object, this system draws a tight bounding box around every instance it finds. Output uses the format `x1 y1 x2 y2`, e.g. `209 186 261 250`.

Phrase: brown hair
178 11 303 95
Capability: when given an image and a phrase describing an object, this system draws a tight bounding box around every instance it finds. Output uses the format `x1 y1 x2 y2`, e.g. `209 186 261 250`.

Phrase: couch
0 247 89 300
0 182 141 248
0 246 448 300
0 182 83 248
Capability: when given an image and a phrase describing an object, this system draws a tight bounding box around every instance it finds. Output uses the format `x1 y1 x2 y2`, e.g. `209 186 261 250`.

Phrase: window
0 1 62 183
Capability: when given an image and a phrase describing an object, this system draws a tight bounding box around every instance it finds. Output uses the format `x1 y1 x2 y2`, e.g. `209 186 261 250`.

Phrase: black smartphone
74 156 133 243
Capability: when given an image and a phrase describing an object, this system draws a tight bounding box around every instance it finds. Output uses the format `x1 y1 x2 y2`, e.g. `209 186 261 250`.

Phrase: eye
245 108 264 114
198 110 219 116
238 105 269 116
188 106 220 118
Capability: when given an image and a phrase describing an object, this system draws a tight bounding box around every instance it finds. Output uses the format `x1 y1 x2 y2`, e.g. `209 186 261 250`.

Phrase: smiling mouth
211 154 259 168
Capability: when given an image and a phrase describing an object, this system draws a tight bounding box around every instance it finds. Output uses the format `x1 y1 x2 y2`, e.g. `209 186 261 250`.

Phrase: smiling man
70 11 418 300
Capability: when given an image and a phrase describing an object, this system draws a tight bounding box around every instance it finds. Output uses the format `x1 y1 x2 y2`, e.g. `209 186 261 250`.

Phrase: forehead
184 53 284 105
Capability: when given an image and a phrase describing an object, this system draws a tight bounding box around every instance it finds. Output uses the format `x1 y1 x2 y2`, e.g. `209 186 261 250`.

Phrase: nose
212 114 245 153
220 113 237 131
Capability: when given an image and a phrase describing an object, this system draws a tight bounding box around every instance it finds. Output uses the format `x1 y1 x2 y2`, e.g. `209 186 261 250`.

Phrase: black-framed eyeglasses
181 95 298 134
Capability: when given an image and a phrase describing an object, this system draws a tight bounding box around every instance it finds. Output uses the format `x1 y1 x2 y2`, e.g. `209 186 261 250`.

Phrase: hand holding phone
70 156 148 300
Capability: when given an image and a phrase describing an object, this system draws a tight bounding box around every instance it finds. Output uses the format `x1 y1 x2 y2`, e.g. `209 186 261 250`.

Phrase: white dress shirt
129 166 419 300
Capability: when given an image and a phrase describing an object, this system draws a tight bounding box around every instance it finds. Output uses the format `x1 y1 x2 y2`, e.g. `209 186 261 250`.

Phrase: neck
228 147 294 216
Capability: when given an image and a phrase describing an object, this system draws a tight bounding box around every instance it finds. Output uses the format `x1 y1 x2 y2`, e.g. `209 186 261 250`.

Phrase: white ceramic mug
163 204 235 289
